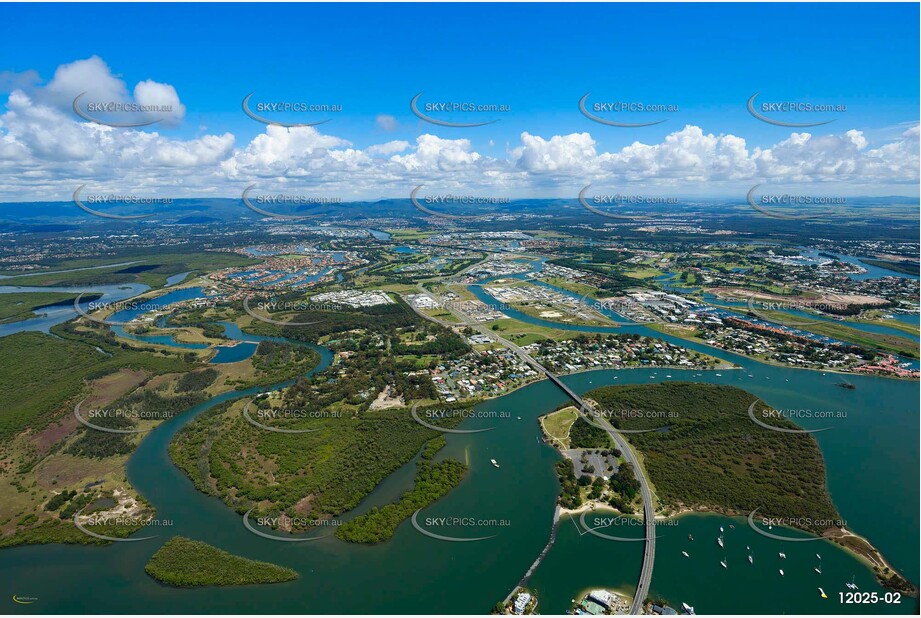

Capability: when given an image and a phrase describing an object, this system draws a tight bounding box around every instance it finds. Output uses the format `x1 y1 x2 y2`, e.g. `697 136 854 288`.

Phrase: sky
0 3 918 202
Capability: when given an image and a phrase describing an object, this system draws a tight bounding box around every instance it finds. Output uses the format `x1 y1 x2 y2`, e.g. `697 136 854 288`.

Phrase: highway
404 286 656 614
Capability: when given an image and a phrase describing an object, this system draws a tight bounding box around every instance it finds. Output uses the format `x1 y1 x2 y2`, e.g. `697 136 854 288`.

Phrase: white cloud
375 114 397 131
367 140 410 156
0 57 917 201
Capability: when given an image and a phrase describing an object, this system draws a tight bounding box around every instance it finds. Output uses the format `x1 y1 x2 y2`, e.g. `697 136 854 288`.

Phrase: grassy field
540 406 579 448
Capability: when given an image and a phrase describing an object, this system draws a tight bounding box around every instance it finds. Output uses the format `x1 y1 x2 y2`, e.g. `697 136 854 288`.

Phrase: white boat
779 569 784 576
779 552 786 559
682 602 695 614
715 373 722 376
682 551 689 557
816 553 822 560
720 559 727 569
814 567 822 574
819 588 827 599
490 459 500 468
719 526 724 532
717 534 724 548
748 555 753 564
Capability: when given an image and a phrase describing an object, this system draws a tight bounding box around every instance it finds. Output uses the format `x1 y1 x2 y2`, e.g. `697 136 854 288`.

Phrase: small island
144 536 298 587
540 382 915 596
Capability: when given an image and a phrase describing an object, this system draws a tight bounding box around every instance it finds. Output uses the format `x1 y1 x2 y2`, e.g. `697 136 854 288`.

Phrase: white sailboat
717 532 724 548
682 551 690 558
779 569 785 576
720 558 727 569
818 587 827 599
778 552 786 559
748 554 753 565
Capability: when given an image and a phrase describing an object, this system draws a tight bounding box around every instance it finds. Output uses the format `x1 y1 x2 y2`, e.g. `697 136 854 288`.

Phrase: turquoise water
1 278 917 613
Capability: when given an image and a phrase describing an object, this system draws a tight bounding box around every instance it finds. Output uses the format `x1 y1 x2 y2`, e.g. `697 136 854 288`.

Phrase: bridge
405 287 656 614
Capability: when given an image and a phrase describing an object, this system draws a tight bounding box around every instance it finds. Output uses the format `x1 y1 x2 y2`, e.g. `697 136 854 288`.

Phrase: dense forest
145 537 298 586
586 382 840 533
335 436 467 543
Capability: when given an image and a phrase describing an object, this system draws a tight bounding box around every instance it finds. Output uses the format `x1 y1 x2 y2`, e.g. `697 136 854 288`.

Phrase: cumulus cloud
0 57 917 201
367 140 410 156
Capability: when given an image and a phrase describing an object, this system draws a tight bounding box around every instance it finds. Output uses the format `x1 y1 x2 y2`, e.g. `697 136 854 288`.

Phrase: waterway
1 281 918 614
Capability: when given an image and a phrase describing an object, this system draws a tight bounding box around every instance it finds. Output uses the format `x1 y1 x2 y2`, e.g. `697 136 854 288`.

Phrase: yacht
748 554 753 565
779 552 786 559
779 569 785 576
490 459 500 468
717 533 724 548
681 603 695 614
682 551 689 558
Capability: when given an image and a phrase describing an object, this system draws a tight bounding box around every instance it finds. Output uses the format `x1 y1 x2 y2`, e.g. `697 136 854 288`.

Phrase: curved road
404 286 656 614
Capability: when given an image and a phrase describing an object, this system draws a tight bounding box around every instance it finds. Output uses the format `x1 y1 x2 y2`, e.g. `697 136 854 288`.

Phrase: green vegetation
3 251 257 288
859 258 919 276
540 407 579 448
144 537 298 587
170 397 470 530
568 417 611 449
0 292 98 324
66 389 206 458
587 382 840 533
0 331 193 448
175 368 220 393
754 309 918 358
335 436 467 543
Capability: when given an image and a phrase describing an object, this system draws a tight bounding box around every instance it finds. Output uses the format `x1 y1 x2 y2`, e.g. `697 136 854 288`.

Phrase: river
1 278 918 614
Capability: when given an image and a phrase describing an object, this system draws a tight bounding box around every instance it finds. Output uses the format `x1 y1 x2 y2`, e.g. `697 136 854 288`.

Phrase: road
404 288 656 614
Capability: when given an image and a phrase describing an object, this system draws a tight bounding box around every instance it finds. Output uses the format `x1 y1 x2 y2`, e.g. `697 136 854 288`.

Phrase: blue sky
0 3 918 201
